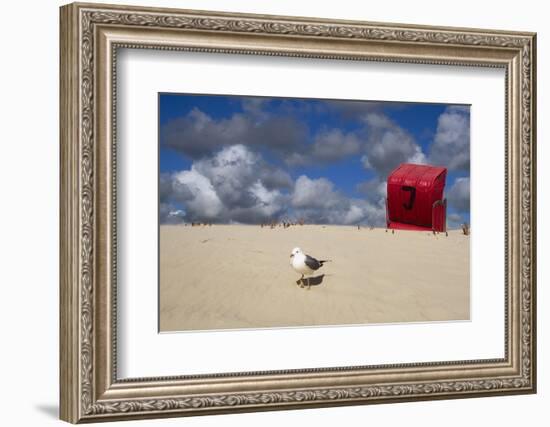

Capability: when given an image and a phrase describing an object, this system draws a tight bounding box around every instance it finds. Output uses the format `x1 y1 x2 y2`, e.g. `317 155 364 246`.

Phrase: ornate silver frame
60 2 536 423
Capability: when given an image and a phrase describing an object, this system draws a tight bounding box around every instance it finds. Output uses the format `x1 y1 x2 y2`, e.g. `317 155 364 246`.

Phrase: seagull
290 247 330 290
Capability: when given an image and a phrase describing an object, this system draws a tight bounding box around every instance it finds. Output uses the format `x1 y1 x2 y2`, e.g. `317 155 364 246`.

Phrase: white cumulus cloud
291 175 385 226
447 177 470 212
429 106 470 171
160 145 290 224
360 112 426 176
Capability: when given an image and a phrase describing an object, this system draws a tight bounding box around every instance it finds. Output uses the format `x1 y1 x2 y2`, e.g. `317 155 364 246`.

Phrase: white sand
160 225 470 332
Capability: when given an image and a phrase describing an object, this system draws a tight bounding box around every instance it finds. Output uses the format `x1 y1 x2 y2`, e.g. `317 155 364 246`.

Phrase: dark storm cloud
322 99 383 120
259 167 294 191
310 128 361 162
161 106 308 162
159 173 174 203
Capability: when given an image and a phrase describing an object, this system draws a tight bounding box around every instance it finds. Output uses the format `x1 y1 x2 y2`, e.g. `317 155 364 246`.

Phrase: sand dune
159 225 470 332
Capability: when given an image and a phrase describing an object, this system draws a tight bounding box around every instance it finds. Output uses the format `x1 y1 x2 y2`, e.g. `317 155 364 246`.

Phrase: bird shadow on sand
296 274 325 288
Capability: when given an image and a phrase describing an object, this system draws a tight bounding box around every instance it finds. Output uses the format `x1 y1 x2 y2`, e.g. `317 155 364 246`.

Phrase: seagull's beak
290 254 294 258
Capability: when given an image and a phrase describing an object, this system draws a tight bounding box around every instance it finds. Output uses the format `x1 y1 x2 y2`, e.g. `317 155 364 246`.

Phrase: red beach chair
386 163 447 232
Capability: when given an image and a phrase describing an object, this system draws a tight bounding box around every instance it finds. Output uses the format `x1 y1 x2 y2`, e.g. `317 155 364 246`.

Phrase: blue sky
159 93 470 227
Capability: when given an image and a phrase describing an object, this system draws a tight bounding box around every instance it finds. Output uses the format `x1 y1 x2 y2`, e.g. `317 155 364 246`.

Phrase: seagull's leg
299 274 305 288
307 277 311 290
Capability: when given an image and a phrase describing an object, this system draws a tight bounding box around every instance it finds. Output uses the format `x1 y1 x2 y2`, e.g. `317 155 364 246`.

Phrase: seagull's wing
304 255 322 271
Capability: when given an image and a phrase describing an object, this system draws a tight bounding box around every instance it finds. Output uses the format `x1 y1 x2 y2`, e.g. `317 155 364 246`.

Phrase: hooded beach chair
386 163 447 232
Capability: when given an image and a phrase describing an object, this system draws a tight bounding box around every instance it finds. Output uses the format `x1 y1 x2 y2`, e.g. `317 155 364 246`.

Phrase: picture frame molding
60 2 536 423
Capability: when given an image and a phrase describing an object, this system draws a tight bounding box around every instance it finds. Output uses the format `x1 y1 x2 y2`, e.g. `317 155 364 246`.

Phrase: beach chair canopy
386 163 447 232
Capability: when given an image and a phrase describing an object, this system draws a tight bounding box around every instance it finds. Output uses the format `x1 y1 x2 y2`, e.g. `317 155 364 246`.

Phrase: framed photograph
60 2 537 423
